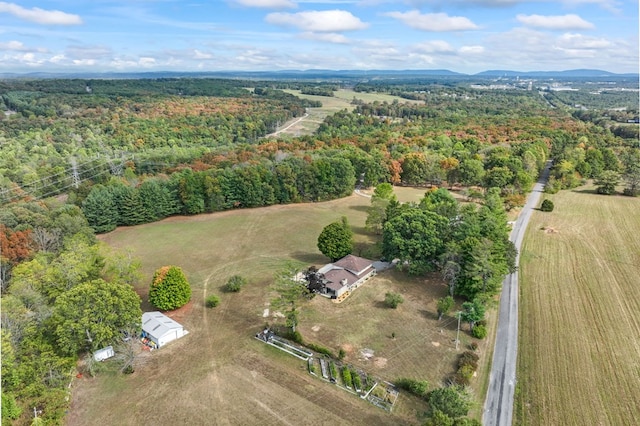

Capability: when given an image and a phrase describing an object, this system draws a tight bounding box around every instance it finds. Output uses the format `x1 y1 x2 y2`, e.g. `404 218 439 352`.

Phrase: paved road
483 162 551 426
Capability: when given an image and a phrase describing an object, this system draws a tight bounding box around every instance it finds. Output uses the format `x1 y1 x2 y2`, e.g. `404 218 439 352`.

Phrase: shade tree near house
317 216 353 262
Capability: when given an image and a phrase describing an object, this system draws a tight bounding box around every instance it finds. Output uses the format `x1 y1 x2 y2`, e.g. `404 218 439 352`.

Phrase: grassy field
515 187 640 425
273 89 422 136
68 193 488 425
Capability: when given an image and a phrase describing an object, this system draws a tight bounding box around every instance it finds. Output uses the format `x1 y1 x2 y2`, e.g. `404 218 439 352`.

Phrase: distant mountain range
0 69 637 80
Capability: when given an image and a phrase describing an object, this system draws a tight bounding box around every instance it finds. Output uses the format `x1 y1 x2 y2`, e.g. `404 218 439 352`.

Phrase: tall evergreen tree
82 185 118 233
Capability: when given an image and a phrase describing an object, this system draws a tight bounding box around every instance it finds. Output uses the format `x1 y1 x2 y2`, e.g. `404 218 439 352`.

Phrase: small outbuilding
141 311 187 348
93 345 115 362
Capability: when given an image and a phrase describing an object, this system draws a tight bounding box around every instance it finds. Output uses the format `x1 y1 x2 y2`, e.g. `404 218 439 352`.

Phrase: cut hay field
68 194 485 425
515 187 640 425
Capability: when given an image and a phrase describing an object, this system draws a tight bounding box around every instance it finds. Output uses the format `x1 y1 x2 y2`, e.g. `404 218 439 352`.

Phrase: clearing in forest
68 194 486 426
515 186 640 425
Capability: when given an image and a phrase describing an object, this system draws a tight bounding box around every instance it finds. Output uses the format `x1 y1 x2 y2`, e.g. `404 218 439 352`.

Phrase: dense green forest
1 77 638 425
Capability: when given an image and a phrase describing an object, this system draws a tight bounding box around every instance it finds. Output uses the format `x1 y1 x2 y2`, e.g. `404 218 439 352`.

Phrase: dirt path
265 112 309 137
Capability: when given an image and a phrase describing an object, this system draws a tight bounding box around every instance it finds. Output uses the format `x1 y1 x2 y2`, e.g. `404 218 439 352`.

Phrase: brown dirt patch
164 300 193 323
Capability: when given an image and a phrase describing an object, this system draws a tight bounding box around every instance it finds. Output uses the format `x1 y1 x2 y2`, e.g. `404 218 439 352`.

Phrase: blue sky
0 0 637 74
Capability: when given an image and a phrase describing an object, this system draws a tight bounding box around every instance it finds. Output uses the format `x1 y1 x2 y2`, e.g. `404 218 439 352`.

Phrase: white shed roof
142 311 183 339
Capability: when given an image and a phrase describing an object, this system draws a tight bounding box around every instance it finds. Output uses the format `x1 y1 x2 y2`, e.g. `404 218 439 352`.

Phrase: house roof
142 311 183 339
324 269 356 291
317 254 375 293
333 255 374 276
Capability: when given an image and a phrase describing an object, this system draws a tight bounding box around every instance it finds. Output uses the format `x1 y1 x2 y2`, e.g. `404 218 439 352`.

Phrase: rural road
483 161 552 426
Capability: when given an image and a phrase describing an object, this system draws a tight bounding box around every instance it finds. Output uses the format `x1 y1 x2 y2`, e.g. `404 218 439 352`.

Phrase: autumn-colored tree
149 266 192 311
0 225 33 265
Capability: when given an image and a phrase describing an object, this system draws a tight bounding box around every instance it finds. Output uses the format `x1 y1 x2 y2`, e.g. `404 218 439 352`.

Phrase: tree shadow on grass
290 251 327 265
373 300 389 309
351 225 370 236
571 187 599 194
418 309 439 321
349 205 370 213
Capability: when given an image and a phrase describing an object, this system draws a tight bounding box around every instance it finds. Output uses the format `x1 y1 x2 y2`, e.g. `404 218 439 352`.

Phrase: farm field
515 187 640 425
68 194 487 425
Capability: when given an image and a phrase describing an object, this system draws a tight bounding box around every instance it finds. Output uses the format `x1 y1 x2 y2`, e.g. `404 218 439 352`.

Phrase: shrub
351 370 362 390
205 294 220 308
384 292 404 309
458 351 479 370
307 342 334 358
287 330 303 344
540 199 554 212
338 348 346 360
149 265 191 311
469 342 478 351
427 386 472 418
341 367 353 388
395 378 430 397
471 324 488 339
453 365 474 386
224 275 247 292
329 361 338 379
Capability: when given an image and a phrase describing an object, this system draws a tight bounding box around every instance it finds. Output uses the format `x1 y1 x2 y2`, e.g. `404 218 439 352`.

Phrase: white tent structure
141 312 187 348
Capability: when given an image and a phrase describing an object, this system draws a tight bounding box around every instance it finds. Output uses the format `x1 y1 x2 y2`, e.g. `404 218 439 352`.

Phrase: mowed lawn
67 194 482 426
516 187 640 425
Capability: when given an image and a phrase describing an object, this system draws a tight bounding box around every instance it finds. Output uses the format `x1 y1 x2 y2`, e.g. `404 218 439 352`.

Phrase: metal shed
141 312 187 348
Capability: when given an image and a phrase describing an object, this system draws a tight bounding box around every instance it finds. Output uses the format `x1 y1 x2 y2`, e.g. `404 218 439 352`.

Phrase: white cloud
139 57 156 67
265 9 368 32
234 0 297 7
0 40 27 51
72 59 97 66
300 32 350 44
385 10 479 32
193 49 213 59
556 33 612 49
110 57 157 70
0 2 82 25
459 45 485 54
413 40 454 53
516 14 595 30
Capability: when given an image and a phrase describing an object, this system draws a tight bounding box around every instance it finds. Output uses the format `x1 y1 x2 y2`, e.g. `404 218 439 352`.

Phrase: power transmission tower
70 157 80 189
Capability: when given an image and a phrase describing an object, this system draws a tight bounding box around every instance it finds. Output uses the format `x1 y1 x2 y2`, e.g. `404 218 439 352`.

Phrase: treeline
81 155 356 233
1 200 142 425
0 83 316 201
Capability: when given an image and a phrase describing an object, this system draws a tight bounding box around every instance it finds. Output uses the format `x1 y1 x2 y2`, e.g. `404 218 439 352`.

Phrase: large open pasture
274 89 422 136
68 193 486 425
515 187 640 425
